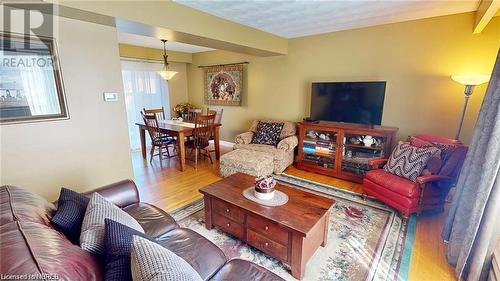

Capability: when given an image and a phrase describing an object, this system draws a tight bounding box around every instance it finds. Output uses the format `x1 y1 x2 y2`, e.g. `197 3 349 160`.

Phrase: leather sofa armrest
235 132 254 145
84 179 140 208
277 135 298 152
416 175 454 185
368 158 389 169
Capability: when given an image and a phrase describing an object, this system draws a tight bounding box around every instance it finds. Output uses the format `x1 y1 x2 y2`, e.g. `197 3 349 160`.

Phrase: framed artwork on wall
0 32 68 124
204 64 244 106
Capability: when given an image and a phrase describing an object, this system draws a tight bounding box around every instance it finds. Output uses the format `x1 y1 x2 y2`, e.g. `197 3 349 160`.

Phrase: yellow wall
118 44 190 116
188 12 500 144
1 16 134 200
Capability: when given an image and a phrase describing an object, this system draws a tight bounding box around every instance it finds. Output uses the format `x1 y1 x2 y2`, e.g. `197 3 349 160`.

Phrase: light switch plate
103 92 118 102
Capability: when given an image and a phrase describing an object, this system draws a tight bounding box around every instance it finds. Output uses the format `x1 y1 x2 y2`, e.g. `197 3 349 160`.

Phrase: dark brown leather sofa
0 180 283 281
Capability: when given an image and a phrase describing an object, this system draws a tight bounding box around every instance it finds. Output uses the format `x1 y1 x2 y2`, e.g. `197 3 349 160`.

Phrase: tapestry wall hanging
204 64 244 106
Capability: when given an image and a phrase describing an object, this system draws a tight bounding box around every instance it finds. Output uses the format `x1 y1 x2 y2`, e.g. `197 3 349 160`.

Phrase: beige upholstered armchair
234 120 298 174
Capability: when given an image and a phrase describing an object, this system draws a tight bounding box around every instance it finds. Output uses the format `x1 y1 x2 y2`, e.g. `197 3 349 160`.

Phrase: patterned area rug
171 173 416 281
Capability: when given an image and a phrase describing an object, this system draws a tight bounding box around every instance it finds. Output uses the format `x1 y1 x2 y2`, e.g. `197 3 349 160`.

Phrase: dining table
136 119 221 171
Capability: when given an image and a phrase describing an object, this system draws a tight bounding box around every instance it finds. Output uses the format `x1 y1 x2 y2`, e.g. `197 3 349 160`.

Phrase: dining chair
207 109 223 155
143 107 165 120
184 108 202 123
141 112 176 163
185 113 215 169
207 108 223 124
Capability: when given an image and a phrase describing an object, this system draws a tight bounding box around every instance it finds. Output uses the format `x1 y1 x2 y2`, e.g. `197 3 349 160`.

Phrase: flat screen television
310 81 386 125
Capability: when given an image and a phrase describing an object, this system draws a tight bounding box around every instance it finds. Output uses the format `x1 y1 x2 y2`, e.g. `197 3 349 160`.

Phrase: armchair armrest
368 158 389 169
84 179 140 208
416 175 454 185
277 136 298 152
235 131 254 145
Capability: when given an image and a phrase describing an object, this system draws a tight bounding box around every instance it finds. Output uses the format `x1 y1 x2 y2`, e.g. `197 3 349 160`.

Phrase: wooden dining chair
185 113 215 169
184 108 202 123
207 108 223 124
141 112 176 163
143 107 166 120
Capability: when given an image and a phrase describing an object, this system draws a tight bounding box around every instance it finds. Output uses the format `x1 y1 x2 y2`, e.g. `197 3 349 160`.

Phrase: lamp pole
455 85 474 140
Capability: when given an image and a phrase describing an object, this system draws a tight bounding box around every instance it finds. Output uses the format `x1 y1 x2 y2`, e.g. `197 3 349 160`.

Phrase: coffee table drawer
248 215 289 245
213 212 244 239
247 229 288 261
212 199 244 223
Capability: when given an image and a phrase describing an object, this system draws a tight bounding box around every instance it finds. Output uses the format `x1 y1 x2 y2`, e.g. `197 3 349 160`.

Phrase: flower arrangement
254 175 276 200
173 102 195 117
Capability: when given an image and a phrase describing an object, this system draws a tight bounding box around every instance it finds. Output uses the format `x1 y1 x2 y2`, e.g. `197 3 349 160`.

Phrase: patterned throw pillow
251 121 284 146
51 188 90 243
80 192 144 256
104 219 155 281
384 141 440 182
131 236 203 281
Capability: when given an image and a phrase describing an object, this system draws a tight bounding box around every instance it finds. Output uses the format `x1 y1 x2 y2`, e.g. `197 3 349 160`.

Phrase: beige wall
188 12 500 144
1 16 134 200
118 45 190 117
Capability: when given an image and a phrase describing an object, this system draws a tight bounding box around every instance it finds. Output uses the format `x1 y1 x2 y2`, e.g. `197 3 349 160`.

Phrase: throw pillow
251 121 284 146
131 236 203 281
384 141 440 182
104 219 154 281
80 192 144 256
51 188 90 243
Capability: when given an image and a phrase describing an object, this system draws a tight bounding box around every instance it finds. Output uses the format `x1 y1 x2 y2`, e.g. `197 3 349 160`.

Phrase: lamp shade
157 67 178 80
451 74 490 86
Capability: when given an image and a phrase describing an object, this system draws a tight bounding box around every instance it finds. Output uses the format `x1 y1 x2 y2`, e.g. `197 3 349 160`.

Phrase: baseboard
218 140 234 147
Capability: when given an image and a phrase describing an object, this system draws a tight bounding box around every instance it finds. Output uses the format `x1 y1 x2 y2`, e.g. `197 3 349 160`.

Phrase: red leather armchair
362 134 468 219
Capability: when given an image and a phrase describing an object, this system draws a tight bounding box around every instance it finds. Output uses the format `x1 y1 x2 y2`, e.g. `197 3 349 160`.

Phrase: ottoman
220 149 274 178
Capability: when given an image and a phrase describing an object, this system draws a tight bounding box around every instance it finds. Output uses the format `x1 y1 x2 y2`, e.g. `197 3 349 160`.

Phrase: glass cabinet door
301 129 339 171
341 133 387 176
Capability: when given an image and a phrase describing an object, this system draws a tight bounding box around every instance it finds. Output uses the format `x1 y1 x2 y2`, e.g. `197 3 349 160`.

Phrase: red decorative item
345 206 364 219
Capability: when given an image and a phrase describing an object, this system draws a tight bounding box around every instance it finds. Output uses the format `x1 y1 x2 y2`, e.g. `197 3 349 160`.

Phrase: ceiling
176 0 480 38
117 32 215 53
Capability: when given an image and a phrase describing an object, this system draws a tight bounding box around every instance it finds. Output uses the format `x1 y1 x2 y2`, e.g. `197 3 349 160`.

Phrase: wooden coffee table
199 173 335 279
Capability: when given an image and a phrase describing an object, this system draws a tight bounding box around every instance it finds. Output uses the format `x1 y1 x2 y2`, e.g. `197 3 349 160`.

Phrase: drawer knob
226 208 230 213
265 225 269 230
226 223 230 227
265 242 269 247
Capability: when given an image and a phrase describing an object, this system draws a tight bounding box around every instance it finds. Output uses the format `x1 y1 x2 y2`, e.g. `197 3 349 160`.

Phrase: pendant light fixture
157 39 178 80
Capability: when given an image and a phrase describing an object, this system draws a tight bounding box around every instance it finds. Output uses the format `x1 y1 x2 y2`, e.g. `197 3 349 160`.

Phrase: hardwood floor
131 146 456 281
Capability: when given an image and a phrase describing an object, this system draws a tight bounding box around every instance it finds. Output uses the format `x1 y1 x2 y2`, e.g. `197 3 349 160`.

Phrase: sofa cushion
80 192 144 256
0 221 102 280
384 141 440 182
251 121 284 146
123 203 179 238
365 169 420 198
1 185 55 226
157 228 227 281
209 259 284 281
51 188 90 242
104 219 156 281
249 119 296 140
131 236 203 281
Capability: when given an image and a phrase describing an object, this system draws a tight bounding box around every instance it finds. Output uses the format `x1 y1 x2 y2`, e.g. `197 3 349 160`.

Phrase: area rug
171 173 416 281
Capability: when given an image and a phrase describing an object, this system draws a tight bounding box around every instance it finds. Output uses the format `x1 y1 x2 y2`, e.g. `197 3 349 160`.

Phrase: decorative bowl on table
254 175 276 200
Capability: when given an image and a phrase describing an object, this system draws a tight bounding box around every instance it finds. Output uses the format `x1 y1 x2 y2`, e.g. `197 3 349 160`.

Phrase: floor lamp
451 74 490 140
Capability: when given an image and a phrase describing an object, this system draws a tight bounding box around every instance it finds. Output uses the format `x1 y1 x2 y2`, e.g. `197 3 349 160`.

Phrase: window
121 59 170 150
0 32 68 123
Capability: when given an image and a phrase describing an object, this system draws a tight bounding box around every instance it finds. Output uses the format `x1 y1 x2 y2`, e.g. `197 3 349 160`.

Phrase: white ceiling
176 0 480 38
117 32 215 53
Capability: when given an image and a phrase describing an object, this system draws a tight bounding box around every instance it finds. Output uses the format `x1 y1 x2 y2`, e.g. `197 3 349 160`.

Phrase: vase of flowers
173 102 195 118
254 175 276 200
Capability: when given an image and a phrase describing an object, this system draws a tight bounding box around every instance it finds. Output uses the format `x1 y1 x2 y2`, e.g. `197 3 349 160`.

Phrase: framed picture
204 64 244 106
0 32 68 124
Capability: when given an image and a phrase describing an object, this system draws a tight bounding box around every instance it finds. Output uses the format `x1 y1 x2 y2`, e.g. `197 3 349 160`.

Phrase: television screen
310 82 386 125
